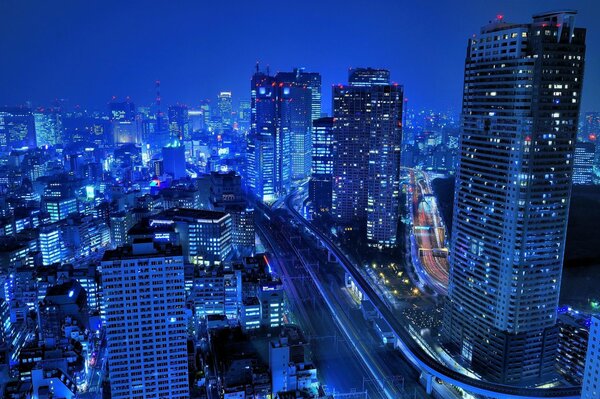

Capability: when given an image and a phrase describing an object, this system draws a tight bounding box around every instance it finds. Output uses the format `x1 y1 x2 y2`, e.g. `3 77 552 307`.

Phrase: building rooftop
102 239 182 261
154 207 228 223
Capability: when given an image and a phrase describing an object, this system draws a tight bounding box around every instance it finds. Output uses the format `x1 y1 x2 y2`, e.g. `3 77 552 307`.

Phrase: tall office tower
102 240 189 399
309 117 334 213
332 68 403 247
277 68 322 122
583 316 600 399
277 69 322 181
34 109 62 147
573 142 595 185
238 100 251 130
0 106 36 149
168 104 190 141
109 100 140 145
246 69 292 202
218 92 233 129
443 11 586 384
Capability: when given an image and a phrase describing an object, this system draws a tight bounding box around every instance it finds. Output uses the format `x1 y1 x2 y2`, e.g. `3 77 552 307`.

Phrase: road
283 193 581 399
256 203 427 399
409 169 449 295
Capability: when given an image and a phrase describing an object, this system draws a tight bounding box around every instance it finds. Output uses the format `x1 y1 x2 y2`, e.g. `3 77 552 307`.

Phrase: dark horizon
1 0 599 114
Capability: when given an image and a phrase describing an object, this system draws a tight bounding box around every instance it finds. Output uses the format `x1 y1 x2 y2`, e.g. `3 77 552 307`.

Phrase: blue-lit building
0 107 36 149
309 117 334 213
168 104 190 141
276 69 322 181
443 11 586 384
102 241 189 399
332 68 403 247
246 69 292 202
573 142 596 185
148 208 233 266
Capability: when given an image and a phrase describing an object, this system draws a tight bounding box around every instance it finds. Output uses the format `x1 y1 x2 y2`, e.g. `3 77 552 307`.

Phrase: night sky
1 0 599 114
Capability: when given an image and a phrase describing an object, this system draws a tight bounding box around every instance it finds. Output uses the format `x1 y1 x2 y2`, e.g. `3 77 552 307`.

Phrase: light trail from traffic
409 169 449 294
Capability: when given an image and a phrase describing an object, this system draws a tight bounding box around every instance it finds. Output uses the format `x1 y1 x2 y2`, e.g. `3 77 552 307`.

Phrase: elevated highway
282 194 581 399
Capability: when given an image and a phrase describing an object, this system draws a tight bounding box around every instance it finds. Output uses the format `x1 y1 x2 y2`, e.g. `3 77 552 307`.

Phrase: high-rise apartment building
332 68 403 247
443 11 586 384
102 240 189 399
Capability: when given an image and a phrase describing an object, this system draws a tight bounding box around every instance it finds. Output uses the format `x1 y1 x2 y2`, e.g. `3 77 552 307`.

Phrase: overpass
283 195 581 399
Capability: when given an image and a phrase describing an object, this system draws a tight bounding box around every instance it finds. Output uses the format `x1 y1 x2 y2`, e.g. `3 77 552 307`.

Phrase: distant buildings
217 91 233 130
102 241 189 399
443 11 586 384
582 316 600 399
168 104 190 141
573 142 596 185
0 107 36 149
332 68 403 247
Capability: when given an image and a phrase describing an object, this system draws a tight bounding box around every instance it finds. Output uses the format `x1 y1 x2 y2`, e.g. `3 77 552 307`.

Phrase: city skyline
1 3 600 399
1 1 600 114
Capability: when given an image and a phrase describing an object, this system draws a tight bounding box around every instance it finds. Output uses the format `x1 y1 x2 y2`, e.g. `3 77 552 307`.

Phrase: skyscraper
246 69 292 202
110 100 140 145
217 91 233 129
0 106 36 149
443 11 586 384
277 69 322 181
332 68 403 247
168 104 190 141
309 117 334 213
102 240 189 399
